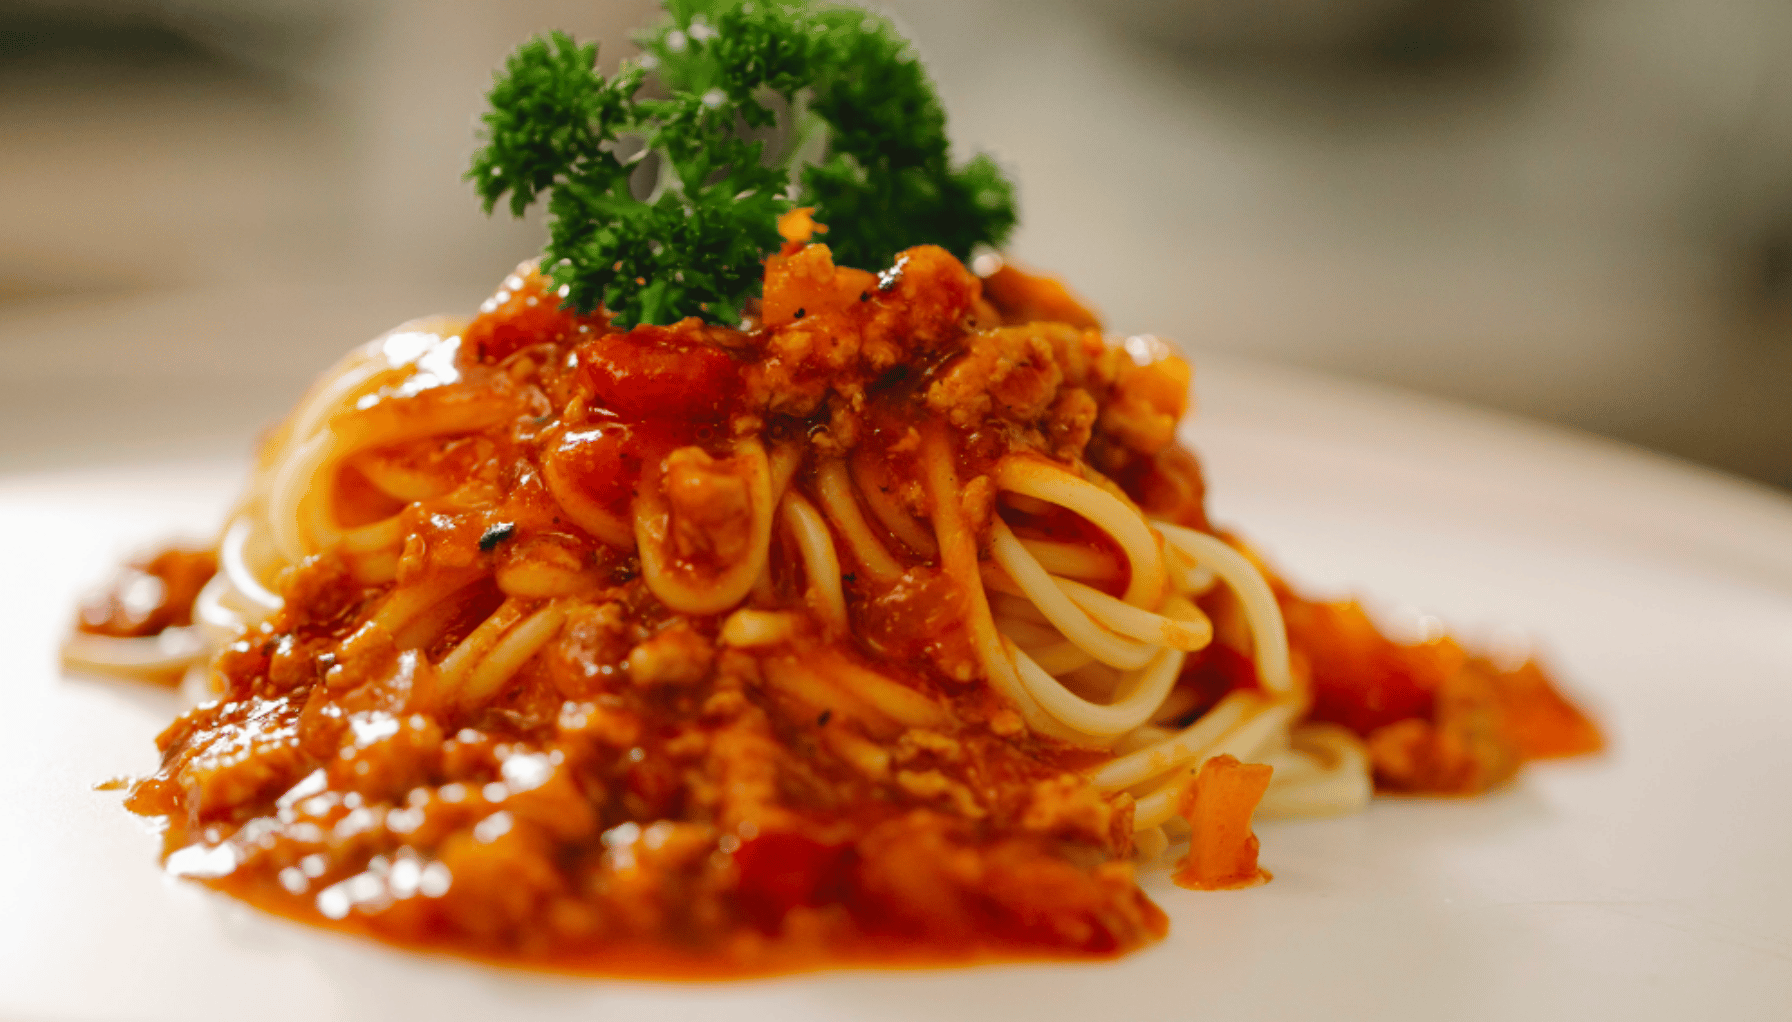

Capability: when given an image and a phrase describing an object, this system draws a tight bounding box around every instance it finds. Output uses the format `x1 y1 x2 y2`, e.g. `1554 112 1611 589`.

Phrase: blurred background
1 0 1789 489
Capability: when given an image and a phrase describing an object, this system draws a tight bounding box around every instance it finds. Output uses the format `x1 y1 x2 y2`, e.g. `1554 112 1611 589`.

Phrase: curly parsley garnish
467 0 1016 327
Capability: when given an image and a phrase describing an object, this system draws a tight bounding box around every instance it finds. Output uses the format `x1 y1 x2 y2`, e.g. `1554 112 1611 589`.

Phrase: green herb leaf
469 32 640 219
467 1 1017 327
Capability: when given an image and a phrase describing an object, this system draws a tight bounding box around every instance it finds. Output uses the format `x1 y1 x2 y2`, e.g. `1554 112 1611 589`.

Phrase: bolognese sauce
88 227 1597 974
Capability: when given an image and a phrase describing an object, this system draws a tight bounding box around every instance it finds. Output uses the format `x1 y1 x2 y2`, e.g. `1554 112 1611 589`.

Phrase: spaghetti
68 234 1600 973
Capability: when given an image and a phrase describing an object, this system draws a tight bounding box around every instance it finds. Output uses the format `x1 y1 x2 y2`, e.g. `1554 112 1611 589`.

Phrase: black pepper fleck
479 522 517 551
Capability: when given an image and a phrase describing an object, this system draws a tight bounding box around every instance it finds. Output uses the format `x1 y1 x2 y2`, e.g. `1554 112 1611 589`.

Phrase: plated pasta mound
69 236 1598 972
64 0 1600 976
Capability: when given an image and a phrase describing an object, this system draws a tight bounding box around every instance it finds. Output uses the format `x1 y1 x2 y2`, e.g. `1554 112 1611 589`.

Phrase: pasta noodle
66 236 1599 976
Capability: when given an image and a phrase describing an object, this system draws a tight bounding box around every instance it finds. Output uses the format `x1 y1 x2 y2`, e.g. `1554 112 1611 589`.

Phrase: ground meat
894 768 986 819
110 233 1596 977
853 811 1165 952
1046 388 1100 459
628 623 715 688
856 567 981 684
979 263 1104 330
1021 773 1130 851
433 818 566 941
663 447 755 564
171 696 313 821
549 601 634 697
926 325 1065 429
1098 347 1191 458
329 709 444 802
77 545 217 638
1367 659 1521 793
748 243 977 417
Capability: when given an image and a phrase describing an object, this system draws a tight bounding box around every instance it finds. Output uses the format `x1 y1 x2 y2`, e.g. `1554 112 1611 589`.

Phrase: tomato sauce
119 248 1179 973
109 240 1597 975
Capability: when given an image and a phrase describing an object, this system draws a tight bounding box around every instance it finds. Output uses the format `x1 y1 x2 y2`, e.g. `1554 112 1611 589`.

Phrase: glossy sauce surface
125 245 1189 972
118 241 1597 974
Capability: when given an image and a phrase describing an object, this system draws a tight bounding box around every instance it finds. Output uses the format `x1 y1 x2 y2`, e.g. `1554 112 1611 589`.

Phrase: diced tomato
1286 598 1451 737
623 749 684 818
1175 643 1260 719
576 326 740 421
732 831 854 932
1310 655 1438 737
462 270 593 363
548 423 637 517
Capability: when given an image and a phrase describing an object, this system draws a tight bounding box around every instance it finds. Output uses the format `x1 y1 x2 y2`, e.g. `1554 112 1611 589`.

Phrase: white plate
3 355 1790 1022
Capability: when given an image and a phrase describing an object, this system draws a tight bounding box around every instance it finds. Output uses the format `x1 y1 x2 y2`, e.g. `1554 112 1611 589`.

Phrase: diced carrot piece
980 263 1102 329
759 241 879 327
776 206 827 246
1491 659 1604 760
1172 754 1273 891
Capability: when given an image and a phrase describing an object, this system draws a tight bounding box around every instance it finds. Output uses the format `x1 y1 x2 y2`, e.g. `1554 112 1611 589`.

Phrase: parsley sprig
468 0 1016 327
